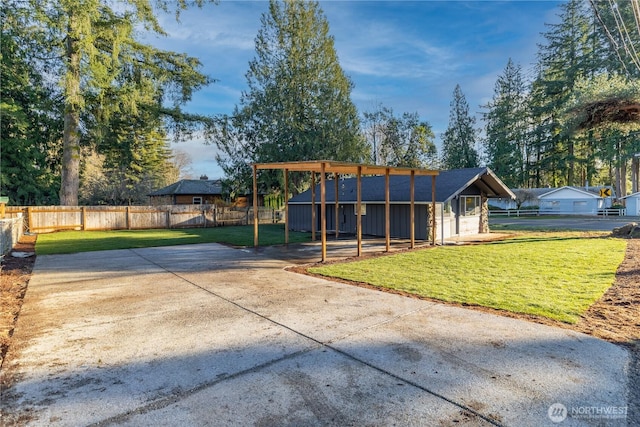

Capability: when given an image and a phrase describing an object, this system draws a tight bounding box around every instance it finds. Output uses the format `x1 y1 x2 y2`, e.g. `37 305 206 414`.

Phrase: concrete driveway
1 242 630 426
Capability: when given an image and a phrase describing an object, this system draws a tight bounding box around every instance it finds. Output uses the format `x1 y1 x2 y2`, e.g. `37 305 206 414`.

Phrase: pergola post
253 164 258 248
311 171 316 241
284 168 289 245
357 166 362 257
385 167 390 252
253 161 439 261
320 162 327 262
334 173 339 240
431 175 437 245
410 170 415 249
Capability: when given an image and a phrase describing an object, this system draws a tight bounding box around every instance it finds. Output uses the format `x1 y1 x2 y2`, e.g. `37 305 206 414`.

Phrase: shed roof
621 191 640 199
149 179 223 196
288 167 513 204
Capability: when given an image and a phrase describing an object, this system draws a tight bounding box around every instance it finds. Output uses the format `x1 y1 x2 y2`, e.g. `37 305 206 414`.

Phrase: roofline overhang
442 167 516 203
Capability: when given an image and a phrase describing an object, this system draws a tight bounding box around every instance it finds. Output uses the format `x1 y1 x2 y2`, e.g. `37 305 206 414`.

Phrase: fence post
126 206 131 230
27 206 33 232
202 210 206 228
82 206 87 230
166 210 171 229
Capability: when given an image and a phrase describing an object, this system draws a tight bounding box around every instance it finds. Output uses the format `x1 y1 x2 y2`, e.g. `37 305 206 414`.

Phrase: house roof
149 179 223 196
539 186 601 199
288 167 514 204
510 188 558 199
621 192 640 199
514 186 615 199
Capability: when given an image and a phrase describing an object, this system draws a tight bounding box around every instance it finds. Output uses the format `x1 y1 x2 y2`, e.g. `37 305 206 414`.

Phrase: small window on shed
193 197 202 205
461 196 481 216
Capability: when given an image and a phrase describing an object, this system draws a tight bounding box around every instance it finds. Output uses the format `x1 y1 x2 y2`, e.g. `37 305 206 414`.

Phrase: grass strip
36 224 310 255
310 233 626 323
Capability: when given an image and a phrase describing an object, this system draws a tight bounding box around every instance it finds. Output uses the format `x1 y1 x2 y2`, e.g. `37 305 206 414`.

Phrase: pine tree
483 59 529 187
530 0 600 187
441 84 479 169
0 7 62 205
17 0 213 205
214 0 369 195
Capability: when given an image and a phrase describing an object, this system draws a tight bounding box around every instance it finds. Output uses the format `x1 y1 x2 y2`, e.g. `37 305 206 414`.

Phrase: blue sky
150 0 563 179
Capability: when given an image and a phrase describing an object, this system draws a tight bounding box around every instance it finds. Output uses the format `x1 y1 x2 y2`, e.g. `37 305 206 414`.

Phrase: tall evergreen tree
0 6 62 205
15 0 213 205
589 0 640 78
483 59 529 187
214 0 369 195
441 84 479 169
530 0 601 187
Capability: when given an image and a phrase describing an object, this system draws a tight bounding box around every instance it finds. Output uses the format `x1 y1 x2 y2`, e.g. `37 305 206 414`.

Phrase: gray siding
288 203 429 240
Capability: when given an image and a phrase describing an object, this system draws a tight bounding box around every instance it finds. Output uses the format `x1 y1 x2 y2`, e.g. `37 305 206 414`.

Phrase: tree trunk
632 156 640 196
59 15 81 206
615 161 628 199
567 140 574 186
620 160 627 197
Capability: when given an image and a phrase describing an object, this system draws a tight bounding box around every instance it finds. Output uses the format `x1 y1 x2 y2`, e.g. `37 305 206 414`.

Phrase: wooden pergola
252 161 439 262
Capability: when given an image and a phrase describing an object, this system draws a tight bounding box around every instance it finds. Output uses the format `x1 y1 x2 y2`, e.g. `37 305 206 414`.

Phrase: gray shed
288 167 514 241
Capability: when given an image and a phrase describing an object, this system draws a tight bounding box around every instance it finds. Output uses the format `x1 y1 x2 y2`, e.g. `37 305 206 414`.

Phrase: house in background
490 188 551 210
490 185 616 214
148 176 224 205
538 186 614 215
621 192 640 216
287 167 514 242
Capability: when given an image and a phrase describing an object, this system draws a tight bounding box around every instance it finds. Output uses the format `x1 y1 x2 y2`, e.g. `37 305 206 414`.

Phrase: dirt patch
0 234 36 370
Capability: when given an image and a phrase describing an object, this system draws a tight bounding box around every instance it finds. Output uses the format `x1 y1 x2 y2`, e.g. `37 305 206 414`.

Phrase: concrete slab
1 243 630 426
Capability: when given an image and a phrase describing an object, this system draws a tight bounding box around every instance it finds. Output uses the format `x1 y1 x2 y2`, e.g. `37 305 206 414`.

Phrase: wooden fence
4 205 282 233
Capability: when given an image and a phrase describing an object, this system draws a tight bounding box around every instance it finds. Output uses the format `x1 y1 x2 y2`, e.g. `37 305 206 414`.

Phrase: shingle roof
149 179 223 196
289 167 514 204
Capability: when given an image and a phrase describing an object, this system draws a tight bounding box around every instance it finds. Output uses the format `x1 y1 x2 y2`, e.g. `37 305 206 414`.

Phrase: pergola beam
255 161 438 176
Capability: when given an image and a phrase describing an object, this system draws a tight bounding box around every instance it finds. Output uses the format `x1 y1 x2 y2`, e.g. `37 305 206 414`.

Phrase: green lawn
309 233 627 323
36 224 310 255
